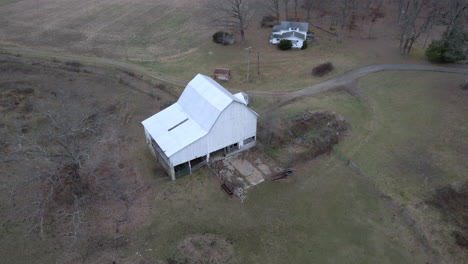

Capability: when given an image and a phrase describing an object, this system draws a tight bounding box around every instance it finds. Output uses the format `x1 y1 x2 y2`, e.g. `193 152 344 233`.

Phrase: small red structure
214 68 231 81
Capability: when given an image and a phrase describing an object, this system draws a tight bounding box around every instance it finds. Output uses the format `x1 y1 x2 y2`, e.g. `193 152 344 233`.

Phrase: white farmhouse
142 74 258 180
270 21 309 48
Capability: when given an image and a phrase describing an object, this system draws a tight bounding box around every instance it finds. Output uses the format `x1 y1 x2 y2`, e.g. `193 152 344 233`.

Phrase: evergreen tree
426 22 467 63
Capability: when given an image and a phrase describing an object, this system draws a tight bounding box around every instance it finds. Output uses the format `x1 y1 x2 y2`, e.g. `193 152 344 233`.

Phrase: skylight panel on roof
168 118 188 131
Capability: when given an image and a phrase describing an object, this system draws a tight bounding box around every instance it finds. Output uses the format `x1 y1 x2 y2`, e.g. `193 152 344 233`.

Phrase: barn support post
169 167 175 181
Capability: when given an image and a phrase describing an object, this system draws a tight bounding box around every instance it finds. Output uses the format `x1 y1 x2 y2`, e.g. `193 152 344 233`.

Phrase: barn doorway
174 162 190 179
225 143 239 154
190 155 207 171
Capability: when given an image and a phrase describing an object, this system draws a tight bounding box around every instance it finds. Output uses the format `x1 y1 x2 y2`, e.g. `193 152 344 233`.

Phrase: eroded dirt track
2 46 467 103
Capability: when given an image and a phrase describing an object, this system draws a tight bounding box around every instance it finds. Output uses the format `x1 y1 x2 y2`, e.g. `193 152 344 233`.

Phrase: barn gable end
141 74 258 180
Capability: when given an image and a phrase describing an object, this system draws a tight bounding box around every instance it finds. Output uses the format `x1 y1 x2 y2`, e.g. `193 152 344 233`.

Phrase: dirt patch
426 181 468 249
259 110 351 166
170 234 234 264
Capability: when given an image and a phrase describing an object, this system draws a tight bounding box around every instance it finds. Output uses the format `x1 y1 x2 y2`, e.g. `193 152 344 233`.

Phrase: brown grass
426 181 468 249
0 54 173 263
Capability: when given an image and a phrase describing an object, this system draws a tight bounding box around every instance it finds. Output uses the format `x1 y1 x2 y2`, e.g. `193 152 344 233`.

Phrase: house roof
271 31 306 41
272 25 281 32
282 31 306 40
272 33 282 38
142 74 254 158
280 21 309 32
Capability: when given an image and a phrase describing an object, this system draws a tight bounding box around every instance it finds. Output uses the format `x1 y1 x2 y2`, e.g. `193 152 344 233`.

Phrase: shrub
312 62 334 77
425 41 445 63
212 31 225 43
301 41 308 50
278 39 292 50
65 61 82 67
123 70 136 78
426 24 467 63
212 31 235 45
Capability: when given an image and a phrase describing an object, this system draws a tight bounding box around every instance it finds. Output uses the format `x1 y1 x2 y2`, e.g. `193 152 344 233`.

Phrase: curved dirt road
291 64 467 96
0 46 188 87
247 64 468 98
2 46 467 103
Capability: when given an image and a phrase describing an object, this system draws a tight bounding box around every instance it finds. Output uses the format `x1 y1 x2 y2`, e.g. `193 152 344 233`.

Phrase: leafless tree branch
208 0 255 41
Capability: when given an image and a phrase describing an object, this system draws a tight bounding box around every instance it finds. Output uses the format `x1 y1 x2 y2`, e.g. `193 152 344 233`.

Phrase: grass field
346 72 467 203
137 38 363 92
0 0 427 94
278 71 467 202
115 71 468 264
2 1 467 262
0 0 208 60
0 0 18 7
136 26 415 93
1 48 467 264
277 71 468 263
125 158 429 264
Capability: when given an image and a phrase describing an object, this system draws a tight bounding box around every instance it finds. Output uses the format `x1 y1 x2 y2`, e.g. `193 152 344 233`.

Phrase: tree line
209 0 467 60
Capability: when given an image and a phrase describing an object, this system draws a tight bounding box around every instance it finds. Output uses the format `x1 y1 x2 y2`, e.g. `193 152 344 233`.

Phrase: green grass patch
342 72 467 203
128 157 429 263
282 71 467 204
0 0 19 7
136 38 370 93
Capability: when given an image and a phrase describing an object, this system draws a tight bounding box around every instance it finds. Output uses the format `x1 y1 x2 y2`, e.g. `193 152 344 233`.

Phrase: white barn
270 21 309 48
142 74 258 180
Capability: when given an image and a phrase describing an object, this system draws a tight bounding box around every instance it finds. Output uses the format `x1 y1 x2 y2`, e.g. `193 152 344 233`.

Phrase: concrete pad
229 158 264 186
252 158 272 176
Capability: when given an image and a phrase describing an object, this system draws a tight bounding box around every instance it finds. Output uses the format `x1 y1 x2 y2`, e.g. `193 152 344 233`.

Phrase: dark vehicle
261 16 277 27
307 32 316 42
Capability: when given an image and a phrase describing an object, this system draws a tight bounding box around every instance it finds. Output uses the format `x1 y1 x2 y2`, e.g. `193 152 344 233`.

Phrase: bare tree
367 0 385 38
328 0 357 42
283 0 291 20
397 0 408 23
294 0 298 20
442 0 467 35
356 0 384 39
397 0 441 55
302 0 320 22
357 0 374 39
266 0 281 22
210 0 255 42
2 97 105 241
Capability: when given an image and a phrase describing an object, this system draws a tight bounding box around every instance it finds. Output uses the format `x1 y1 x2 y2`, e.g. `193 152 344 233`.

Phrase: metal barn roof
142 74 252 158
233 92 248 105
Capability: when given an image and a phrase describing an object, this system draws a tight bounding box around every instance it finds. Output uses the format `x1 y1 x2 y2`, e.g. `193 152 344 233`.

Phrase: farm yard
0 0 437 93
1 0 468 263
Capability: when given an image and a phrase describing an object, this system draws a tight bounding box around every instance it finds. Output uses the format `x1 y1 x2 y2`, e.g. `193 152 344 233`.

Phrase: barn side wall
145 128 175 180
169 102 257 166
